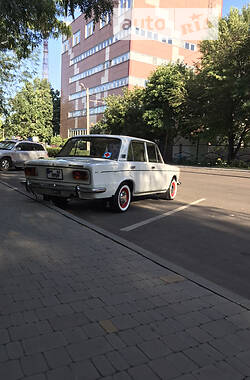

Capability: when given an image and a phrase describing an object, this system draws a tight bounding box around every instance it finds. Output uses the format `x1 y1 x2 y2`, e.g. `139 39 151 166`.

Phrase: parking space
1 167 250 299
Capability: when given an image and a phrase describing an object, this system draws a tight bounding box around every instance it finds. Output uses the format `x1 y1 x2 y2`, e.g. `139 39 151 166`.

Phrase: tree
5 78 53 142
51 87 61 135
93 88 147 137
63 0 116 23
0 50 40 115
144 63 190 162
195 6 250 163
0 0 115 59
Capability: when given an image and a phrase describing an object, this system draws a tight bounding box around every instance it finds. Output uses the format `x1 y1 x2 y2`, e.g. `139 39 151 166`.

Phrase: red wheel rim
171 181 176 197
119 186 129 209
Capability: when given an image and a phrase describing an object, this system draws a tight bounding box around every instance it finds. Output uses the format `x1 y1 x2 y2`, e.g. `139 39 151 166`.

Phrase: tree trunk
163 131 174 163
227 132 235 164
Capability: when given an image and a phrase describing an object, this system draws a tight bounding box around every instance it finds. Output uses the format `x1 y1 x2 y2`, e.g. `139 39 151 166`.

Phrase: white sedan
24 135 180 212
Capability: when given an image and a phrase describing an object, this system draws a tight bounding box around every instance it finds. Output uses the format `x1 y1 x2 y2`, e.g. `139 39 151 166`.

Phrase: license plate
47 168 63 180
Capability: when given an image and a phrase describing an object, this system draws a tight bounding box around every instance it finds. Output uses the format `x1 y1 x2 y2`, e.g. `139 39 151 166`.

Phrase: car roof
2 140 42 144
70 135 155 144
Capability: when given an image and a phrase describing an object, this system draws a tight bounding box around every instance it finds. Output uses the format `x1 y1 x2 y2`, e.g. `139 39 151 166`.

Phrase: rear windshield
57 137 121 160
0 141 16 150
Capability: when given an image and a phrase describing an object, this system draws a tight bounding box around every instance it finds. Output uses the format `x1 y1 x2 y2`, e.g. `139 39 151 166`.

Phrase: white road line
121 198 206 232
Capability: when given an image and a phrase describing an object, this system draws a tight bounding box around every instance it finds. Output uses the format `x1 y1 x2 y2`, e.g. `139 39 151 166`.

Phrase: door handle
151 166 155 169
130 166 136 169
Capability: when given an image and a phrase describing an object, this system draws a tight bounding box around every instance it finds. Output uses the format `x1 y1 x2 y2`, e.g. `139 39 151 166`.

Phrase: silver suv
0 140 48 171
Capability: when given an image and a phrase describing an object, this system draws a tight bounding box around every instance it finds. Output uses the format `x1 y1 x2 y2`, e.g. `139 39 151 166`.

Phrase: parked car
0 140 48 171
23 135 181 212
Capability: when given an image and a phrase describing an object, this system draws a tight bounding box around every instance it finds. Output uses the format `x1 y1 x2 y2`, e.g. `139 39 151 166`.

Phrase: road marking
121 198 206 232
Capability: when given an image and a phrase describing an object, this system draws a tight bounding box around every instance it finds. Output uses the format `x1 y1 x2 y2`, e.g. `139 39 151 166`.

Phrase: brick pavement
0 182 250 380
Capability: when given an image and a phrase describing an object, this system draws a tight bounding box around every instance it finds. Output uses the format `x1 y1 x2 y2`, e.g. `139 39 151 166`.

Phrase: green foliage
94 5 249 165
0 1 70 59
94 64 192 161
144 63 191 161
5 78 53 142
192 6 250 163
47 146 61 157
0 0 115 59
0 50 40 115
94 87 147 137
63 0 115 24
50 135 68 146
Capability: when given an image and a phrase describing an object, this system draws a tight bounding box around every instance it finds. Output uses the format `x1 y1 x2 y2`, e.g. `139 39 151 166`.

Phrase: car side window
156 146 164 163
131 141 146 162
147 143 158 163
15 144 22 151
33 144 45 151
127 143 134 161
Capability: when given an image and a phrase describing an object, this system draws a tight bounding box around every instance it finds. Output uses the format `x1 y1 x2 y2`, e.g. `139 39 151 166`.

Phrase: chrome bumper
21 180 106 198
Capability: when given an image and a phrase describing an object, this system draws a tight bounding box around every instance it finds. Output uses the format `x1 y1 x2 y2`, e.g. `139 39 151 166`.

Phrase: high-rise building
60 0 222 138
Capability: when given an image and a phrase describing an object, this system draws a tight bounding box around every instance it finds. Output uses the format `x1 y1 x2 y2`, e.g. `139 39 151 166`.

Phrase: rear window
0 141 16 150
57 137 121 160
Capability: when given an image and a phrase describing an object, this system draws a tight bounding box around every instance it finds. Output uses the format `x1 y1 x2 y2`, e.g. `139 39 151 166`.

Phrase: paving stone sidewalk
0 182 250 380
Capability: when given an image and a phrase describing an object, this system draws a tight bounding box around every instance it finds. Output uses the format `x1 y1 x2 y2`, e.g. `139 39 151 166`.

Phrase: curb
1 179 250 311
178 166 250 179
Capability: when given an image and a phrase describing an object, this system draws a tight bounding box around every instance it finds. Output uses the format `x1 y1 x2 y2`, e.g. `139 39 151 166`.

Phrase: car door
33 143 47 159
146 142 166 191
14 143 32 166
127 141 151 194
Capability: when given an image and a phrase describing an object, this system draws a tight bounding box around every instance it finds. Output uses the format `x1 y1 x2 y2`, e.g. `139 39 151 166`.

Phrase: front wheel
0 157 12 171
111 183 131 212
165 178 178 200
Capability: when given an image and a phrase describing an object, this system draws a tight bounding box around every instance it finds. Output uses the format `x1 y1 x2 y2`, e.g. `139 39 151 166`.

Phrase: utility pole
42 39 49 80
86 87 90 135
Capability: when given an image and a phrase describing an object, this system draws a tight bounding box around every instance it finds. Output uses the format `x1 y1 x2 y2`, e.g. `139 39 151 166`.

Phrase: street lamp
80 83 90 135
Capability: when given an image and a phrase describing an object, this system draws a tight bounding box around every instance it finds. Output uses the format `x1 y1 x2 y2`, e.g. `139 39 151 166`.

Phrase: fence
172 143 250 165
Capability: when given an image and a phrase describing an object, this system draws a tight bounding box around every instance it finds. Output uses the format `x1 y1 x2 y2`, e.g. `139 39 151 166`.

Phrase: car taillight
72 170 89 181
24 167 37 176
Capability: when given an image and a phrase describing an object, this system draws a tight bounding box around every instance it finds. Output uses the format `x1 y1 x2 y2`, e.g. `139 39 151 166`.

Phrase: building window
190 44 195 51
120 0 131 10
85 20 94 38
73 30 81 46
100 12 111 28
62 39 69 53
185 42 190 49
69 77 129 101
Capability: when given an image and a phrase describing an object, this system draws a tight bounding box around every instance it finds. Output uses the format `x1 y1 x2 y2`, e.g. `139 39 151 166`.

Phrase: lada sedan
24 135 180 212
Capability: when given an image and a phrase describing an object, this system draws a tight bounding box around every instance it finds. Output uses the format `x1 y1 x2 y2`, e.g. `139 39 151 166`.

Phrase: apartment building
60 0 222 138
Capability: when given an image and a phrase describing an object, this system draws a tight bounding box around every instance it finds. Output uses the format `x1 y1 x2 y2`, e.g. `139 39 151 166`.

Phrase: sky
42 0 249 92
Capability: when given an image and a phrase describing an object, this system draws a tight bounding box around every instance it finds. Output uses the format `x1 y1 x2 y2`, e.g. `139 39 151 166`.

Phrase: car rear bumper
21 180 107 199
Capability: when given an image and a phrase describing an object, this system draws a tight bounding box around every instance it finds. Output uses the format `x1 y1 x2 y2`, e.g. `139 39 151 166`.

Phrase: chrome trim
23 180 106 195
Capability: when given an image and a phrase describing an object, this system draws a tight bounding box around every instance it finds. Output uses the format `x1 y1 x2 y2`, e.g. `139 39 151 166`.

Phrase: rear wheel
0 157 12 171
165 178 177 200
111 183 131 212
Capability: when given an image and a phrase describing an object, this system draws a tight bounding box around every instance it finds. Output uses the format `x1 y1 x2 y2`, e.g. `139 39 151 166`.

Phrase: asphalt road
1 167 250 299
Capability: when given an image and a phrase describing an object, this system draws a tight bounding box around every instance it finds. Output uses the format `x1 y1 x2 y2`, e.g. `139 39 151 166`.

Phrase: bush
230 159 249 169
50 135 68 147
47 147 61 157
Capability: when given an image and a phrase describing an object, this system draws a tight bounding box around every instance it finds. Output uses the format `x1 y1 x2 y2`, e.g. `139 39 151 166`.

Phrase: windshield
57 137 121 160
0 141 16 150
